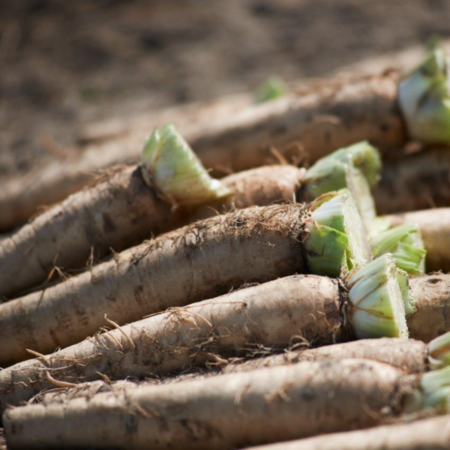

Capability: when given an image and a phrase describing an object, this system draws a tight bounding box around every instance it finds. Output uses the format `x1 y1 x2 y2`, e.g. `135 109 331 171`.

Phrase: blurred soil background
1 0 450 180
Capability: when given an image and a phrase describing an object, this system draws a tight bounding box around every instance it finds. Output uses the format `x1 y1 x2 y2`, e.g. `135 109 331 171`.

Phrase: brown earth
1 0 450 179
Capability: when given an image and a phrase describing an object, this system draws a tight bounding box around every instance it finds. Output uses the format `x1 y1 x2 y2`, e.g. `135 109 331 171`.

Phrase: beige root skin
0 275 341 411
0 272 442 412
9 159 450 302
182 165 306 226
1 274 449 410
0 163 95 233
408 274 450 343
375 148 450 215
0 166 173 300
0 165 304 301
22 339 428 409
0 204 307 366
4 159 450 302
0 71 405 231
2 359 412 450
387 208 450 272
79 90 254 148
221 165 305 209
12 338 428 415
222 338 428 376
249 415 450 450
190 71 405 176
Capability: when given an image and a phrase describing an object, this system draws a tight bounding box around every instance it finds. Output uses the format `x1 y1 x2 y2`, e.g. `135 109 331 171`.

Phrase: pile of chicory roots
2 48 450 449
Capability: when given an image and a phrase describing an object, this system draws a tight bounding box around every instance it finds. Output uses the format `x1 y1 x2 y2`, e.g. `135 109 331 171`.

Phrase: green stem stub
303 190 371 277
405 335 450 414
371 223 426 275
399 48 450 145
304 142 381 232
429 332 450 370
396 269 416 316
304 141 381 196
346 254 409 339
254 76 287 103
370 217 392 237
141 124 232 206
345 165 377 234
420 365 450 412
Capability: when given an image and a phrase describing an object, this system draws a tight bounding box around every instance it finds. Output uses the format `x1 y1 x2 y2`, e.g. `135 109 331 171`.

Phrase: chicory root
0 205 308 366
0 164 305 300
13 338 434 407
1 263 444 412
248 415 450 450
190 147 450 220
1 358 442 449
4 159 447 301
386 208 450 272
0 124 231 300
222 337 431 376
4 130 371 300
0 192 369 366
0 166 172 299
0 275 340 410
4 46 450 233
81 71 410 174
0 70 404 231
2 146 448 299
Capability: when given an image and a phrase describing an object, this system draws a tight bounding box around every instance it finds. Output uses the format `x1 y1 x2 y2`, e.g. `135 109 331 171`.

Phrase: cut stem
304 189 371 277
346 254 409 339
428 331 450 370
304 141 381 231
346 165 377 233
396 269 416 316
304 141 381 194
253 76 287 103
418 365 450 411
141 124 232 206
371 223 426 275
399 47 450 145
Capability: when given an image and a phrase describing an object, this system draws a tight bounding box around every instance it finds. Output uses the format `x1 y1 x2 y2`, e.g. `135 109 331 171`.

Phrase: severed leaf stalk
371 223 426 275
403 363 450 414
304 142 381 232
399 47 450 145
303 189 371 277
370 217 391 236
396 269 416 316
345 165 377 234
141 124 232 206
428 331 450 370
345 254 410 339
418 365 450 411
304 141 381 195
392 332 450 414
253 76 287 103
